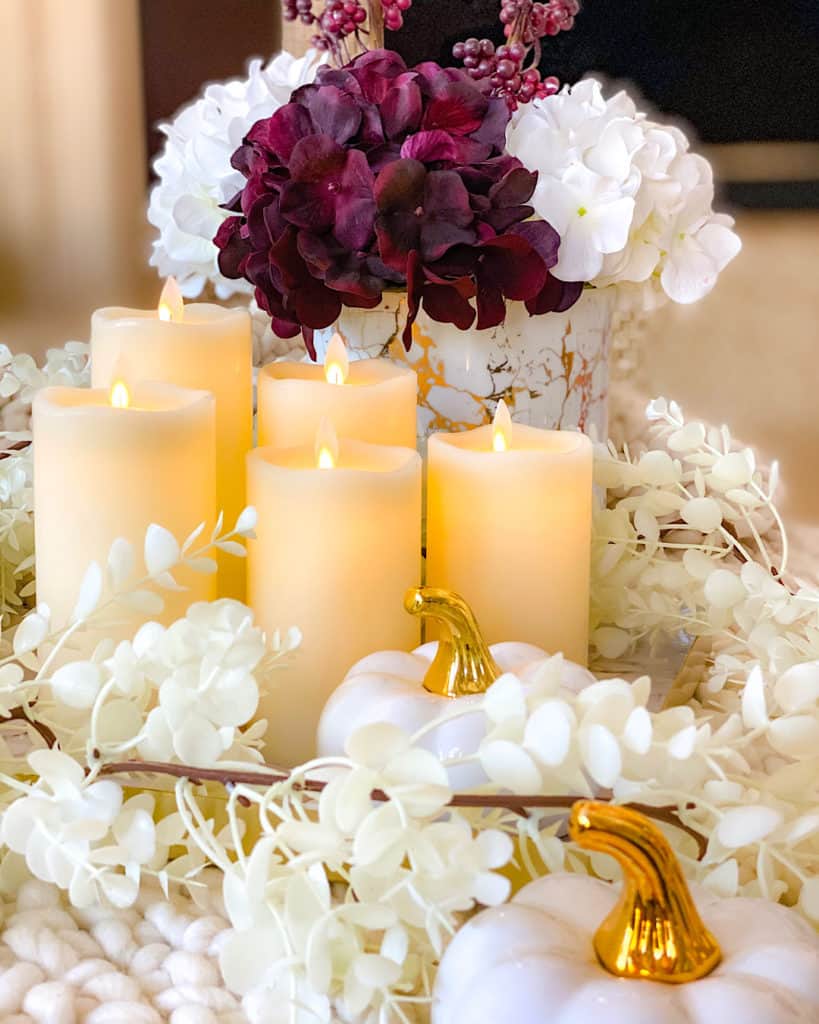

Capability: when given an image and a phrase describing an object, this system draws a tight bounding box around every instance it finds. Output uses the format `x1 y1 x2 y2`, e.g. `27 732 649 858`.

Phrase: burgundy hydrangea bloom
214 49 581 354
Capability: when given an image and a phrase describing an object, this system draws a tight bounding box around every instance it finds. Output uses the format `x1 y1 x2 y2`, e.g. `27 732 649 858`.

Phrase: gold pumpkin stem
404 587 501 698
569 801 721 984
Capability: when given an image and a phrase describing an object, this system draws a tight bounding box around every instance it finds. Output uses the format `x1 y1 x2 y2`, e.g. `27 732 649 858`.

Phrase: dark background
390 0 819 144
140 0 819 205
140 0 280 160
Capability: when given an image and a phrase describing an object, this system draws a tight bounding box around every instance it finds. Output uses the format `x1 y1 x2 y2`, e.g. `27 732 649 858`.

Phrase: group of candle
33 279 593 766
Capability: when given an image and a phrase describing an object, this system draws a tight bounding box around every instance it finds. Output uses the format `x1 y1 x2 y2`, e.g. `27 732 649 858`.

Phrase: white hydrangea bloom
507 78 741 304
148 51 325 300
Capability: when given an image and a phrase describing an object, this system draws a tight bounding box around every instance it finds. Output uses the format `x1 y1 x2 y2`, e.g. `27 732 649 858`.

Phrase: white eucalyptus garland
0 343 90 624
0 396 816 1022
0 443 34 627
0 342 90 432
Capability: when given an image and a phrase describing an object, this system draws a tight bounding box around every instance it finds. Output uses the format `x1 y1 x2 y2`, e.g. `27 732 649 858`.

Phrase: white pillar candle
33 381 216 635
90 279 252 600
426 402 593 664
258 333 417 449
247 423 422 765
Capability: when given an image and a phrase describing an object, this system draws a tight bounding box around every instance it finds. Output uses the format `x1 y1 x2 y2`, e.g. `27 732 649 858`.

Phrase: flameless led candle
426 401 593 664
90 278 252 600
33 380 216 635
247 420 422 765
257 332 417 449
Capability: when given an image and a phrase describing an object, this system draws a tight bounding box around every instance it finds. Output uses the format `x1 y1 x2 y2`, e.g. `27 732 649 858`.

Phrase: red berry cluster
284 0 414 53
454 0 578 109
283 0 372 53
500 0 578 40
317 0 368 49
283 0 577 105
282 0 316 25
452 37 559 108
381 0 412 32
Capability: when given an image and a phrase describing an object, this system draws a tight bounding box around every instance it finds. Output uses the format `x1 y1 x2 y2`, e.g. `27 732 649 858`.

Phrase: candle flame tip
492 399 512 452
158 276 184 323
110 380 130 409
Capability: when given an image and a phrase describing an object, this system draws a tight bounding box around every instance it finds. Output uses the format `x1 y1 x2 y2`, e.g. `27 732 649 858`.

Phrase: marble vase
326 288 615 442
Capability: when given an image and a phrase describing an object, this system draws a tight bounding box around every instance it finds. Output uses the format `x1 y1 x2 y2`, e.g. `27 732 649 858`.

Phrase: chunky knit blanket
0 877 252 1024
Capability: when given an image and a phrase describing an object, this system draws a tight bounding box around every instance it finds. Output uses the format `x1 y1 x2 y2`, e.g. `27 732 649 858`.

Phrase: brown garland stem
2 706 58 749
99 759 707 858
0 441 31 462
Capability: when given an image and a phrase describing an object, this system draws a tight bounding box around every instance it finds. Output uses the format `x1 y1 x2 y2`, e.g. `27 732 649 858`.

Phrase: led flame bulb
315 417 339 470
158 276 184 323
324 332 349 386
110 380 130 409
492 399 512 452
318 445 336 470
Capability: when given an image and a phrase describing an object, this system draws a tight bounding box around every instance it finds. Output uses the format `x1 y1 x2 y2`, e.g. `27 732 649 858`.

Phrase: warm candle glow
315 418 339 470
158 276 184 323
324 332 349 386
110 380 130 409
492 399 512 452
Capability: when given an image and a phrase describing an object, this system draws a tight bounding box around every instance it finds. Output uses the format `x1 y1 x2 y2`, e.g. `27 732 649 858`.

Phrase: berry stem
529 36 542 71
508 2 529 47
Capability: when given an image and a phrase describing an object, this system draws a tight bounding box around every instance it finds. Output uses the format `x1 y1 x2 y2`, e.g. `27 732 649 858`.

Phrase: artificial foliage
214 49 579 352
149 49 740 350
0 342 90 624
1 367 818 1020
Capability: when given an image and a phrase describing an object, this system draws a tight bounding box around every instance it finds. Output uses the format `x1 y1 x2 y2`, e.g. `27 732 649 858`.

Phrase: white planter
332 288 615 441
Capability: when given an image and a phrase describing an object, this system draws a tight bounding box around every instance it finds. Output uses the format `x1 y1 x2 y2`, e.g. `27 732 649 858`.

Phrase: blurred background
1 0 818 532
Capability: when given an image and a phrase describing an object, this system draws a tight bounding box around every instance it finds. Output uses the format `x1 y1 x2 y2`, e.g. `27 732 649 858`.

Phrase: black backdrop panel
388 0 819 144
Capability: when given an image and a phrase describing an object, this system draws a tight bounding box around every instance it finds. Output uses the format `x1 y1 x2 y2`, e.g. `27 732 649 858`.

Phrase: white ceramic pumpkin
317 587 595 788
434 800 819 1024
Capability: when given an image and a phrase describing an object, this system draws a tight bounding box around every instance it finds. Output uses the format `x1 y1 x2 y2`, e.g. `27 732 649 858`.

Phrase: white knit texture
0 878 252 1023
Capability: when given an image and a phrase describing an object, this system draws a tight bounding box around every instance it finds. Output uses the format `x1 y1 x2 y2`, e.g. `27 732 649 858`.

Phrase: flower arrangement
1 390 819 1021
147 2 740 363
214 49 579 355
